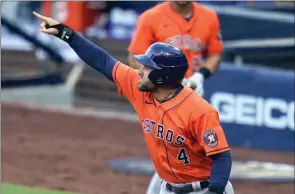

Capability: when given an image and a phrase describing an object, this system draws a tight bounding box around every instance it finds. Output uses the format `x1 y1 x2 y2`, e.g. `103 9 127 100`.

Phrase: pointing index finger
33 11 48 21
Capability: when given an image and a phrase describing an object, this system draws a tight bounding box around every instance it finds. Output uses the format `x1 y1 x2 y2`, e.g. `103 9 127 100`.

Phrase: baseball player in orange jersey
33 11 234 194
128 2 224 192
128 1 223 97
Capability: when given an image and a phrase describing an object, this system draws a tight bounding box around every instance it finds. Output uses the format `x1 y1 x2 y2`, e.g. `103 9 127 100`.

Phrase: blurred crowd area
2 1 294 71
2 1 294 30
2 1 294 23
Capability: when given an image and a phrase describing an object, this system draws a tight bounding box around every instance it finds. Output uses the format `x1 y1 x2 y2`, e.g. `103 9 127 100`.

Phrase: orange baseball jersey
128 2 223 78
112 62 230 183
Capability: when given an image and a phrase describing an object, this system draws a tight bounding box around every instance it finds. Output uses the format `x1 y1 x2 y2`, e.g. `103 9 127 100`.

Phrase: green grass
1 183 78 194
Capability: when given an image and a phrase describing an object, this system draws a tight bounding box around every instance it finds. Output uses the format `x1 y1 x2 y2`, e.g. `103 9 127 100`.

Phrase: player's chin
138 86 151 92
138 83 154 92
175 1 191 6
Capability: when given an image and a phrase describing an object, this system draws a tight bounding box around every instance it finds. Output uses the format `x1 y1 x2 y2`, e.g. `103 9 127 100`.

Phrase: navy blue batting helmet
134 42 189 86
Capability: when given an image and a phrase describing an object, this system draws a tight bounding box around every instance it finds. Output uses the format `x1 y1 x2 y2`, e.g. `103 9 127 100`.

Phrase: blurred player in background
128 1 223 97
127 1 224 193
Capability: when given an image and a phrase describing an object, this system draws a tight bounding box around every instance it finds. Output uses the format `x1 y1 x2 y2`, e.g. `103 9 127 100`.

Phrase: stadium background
1 1 294 194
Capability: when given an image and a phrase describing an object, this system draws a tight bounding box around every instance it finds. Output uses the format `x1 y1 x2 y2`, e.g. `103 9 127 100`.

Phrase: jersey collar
144 86 194 110
166 2 199 33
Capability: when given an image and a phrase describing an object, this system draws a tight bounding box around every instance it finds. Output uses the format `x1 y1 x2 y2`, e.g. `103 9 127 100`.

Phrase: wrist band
46 23 74 43
199 67 212 79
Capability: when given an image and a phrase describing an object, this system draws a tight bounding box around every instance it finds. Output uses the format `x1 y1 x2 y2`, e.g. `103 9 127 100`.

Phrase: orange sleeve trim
112 61 121 83
206 147 230 156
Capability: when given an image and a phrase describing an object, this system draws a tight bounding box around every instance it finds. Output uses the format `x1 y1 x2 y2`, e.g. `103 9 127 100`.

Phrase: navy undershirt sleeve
209 150 232 193
68 32 117 81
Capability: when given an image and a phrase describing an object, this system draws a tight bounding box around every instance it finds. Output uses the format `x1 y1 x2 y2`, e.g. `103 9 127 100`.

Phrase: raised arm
69 32 116 81
32 11 142 105
32 11 116 81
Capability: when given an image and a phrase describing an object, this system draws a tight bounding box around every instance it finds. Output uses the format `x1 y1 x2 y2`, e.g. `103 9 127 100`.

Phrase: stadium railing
1 17 66 88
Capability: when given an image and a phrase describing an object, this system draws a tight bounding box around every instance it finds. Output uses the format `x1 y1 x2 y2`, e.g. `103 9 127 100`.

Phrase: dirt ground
2 103 294 194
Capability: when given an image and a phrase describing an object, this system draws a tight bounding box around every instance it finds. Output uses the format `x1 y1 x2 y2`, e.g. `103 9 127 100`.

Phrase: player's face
138 65 156 92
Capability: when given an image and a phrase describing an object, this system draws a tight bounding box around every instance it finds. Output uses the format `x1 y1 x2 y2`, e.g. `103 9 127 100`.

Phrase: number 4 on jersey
177 148 190 165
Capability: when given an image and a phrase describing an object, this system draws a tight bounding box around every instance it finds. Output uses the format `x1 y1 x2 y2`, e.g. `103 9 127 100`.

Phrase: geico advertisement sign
210 92 294 131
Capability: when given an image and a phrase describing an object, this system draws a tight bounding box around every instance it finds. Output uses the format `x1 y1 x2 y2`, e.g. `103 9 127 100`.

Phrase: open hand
32 11 60 35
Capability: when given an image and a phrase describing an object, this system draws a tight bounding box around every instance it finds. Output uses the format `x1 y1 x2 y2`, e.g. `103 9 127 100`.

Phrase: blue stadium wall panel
204 63 294 152
218 14 294 40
